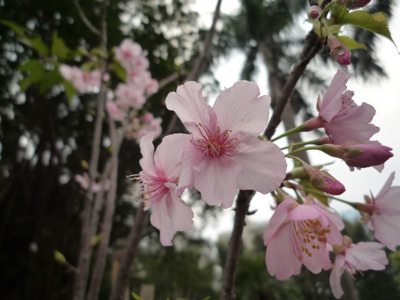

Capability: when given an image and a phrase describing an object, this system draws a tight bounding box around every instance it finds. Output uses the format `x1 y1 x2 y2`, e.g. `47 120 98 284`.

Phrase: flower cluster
131 68 397 298
59 65 108 93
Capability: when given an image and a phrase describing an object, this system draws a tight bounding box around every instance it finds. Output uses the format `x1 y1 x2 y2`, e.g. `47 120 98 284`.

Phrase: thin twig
72 1 109 300
109 205 149 300
73 0 101 36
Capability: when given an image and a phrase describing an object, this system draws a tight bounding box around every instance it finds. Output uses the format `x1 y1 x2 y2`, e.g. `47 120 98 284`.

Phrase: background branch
73 0 101 36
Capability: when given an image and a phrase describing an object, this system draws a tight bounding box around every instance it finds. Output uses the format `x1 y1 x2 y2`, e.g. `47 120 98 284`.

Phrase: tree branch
72 1 109 300
73 0 101 36
109 205 149 300
220 29 323 300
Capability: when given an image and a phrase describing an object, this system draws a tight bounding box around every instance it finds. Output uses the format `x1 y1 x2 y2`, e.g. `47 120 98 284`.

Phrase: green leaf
39 70 63 94
328 25 341 35
18 59 46 91
110 61 127 82
131 292 143 300
339 11 397 51
51 32 71 60
337 36 367 50
62 79 77 102
299 178 329 206
202 297 211 300
0 19 30 36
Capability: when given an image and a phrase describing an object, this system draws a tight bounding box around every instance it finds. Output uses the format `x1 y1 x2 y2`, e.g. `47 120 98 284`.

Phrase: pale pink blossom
146 79 159 95
263 197 343 280
303 70 379 144
105 101 127 122
140 112 154 123
129 134 194 246
305 196 344 231
166 81 287 208
115 83 146 110
75 173 110 193
59 64 87 93
115 39 143 70
356 172 400 251
330 236 387 298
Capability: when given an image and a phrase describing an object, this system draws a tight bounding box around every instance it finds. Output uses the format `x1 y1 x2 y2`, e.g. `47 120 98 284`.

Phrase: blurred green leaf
0 19 30 36
39 70 63 94
337 36 367 50
62 79 76 101
110 61 127 82
51 32 71 60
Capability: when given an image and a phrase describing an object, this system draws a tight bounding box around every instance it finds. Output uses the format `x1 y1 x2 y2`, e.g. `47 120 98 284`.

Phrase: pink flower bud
342 142 393 168
327 35 351 66
303 163 346 195
308 5 322 20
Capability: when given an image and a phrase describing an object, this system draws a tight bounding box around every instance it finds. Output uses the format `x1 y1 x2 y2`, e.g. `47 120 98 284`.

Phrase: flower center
190 123 238 157
293 218 331 261
128 171 168 207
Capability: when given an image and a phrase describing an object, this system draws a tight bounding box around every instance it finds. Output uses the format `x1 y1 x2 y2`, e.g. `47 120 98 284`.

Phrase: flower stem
301 187 356 208
270 125 304 142
286 145 322 156
280 138 321 150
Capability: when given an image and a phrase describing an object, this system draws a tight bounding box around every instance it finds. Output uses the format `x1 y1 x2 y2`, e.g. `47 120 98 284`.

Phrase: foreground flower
330 236 387 298
303 69 379 144
263 196 342 280
166 81 287 208
356 172 400 251
129 134 194 246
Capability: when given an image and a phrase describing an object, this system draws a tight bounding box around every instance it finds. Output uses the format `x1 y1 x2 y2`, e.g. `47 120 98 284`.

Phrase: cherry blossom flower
356 172 400 251
303 70 379 144
129 134 194 246
75 173 110 193
115 39 143 70
115 83 146 110
59 65 87 93
105 101 127 122
304 196 344 231
330 236 387 298
166 81 287 208
263 196 343 280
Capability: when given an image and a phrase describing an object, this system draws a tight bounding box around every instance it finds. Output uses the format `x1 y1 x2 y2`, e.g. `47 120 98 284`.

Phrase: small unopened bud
81 160 89 169
328 35 351 66
54 250 67 265
303 163 346 195
343 142 393 168
308 5 322 20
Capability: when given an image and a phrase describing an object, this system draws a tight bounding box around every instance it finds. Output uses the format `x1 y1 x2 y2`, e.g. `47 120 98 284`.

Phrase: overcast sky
189 0 400 241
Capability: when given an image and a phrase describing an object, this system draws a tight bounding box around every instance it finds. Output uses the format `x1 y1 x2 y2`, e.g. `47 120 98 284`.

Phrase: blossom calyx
328 35 351 66
308 5 322 20
302 161 346 195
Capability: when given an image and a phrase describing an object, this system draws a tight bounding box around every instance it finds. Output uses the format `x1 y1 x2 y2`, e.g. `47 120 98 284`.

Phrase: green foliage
337 36 367 50
110 60 127 83
51 31 72 60
336 10 397 51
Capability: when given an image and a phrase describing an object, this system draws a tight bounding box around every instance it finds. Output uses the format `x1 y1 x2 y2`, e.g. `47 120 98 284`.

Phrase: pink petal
165 183 194 232
154 134 191 181
75 174 89 190
376 172 395 199
287 204 321 221
371 213 400 248
263 198 296 245
150 195 175 246
265 223 302 280
233 136 286 194
345 242 388 271
194 156 241 208
325 102 379 144
320 70 353 123
313 198 344 230
59 64 72 80
165 82 216 134
302 242 332 274
177 139 205 193
376 187 400 214
139 134 157 177
213 81 271 138
330 255 346 299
